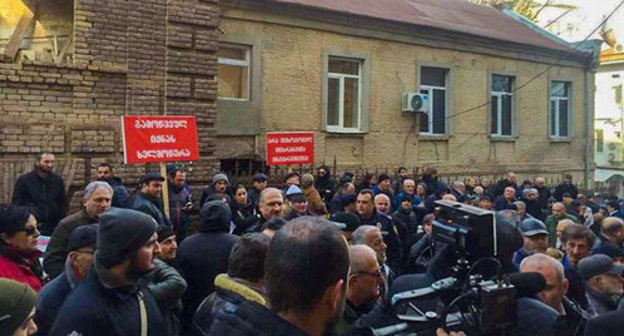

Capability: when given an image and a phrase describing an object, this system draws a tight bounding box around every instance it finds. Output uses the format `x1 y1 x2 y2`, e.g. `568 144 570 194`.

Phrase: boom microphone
508 272 546 298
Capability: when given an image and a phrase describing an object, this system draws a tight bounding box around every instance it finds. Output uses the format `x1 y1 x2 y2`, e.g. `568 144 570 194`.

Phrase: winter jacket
302 185 327 215
493 179 519 199
545 214 580 248
230 201 258 235
12 170 66 235
247 188 262 206
103 177 129 208
0 246 43 291
177 213 238 331
421 178 448 197
169 183 193 241
392 208 419 253
49 260 167 336
207 300 309 336
554 182 579 202
43 209 98 278
494 195 516 211
129 192 170 227
35 258 82 336
359 211 403 275
191 274 267 336
140 259 187 336
315 174 337 204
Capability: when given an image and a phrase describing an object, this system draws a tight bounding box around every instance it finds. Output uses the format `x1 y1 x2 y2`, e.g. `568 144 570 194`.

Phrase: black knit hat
330 212 361 232
0 278 36 336
378 173 391 183
156 225 175 243
67 224 98 252
199 200 231 233
96 208 158 268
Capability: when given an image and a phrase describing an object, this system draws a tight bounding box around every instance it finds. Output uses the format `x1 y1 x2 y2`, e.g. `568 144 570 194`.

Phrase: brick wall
0 0 220 205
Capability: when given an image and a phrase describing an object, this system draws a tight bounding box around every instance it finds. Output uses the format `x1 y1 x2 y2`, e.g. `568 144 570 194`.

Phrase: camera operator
208 216 350 336
335 245 384 334
520 254 587 336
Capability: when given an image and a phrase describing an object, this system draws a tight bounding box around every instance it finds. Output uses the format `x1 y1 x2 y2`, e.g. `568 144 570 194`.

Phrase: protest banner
266 132 314 166
121 115 200 164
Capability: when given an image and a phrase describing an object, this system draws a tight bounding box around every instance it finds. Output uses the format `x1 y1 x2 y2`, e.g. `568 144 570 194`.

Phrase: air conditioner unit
402 92 430 113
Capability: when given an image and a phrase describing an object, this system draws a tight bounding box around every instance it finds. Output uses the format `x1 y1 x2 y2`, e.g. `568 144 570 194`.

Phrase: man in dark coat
247 173 268 205
177 200 238 332
207 216 349 336
315 166 336 204
36 224 98 335
192 233 270 335
555 174 580 202
129 173 170 227
167 169 193 242
493 171 518 199
357 189 403 275
96 163 128 208
12 153 66 235
44 181 112 278
49 208 166 336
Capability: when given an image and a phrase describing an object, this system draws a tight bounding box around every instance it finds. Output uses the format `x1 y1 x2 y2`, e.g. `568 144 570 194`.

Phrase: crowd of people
2 153 624 336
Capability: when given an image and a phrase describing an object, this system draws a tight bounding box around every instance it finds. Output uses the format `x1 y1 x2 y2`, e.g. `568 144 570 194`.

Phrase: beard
37 164 53 174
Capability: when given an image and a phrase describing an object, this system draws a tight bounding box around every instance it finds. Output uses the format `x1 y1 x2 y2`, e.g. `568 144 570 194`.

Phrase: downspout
584 68 590 189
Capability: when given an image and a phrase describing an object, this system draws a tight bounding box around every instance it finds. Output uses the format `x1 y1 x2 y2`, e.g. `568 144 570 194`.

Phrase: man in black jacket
208 216 349 336
12 153 66 235
96 163 128 208
130 173 170 227
192 233 270 335
49 208 166 336
357 189 403 275
177 201 238 332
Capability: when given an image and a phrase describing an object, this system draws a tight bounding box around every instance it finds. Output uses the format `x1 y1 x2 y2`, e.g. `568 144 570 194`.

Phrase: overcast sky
538 0 624 45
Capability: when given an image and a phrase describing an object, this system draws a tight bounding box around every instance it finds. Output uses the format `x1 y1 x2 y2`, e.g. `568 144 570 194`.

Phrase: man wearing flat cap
247 173 268 205
513 218 549 269
130 172 170 227
49 208 166 336
36 224 98 335
577 253 624 316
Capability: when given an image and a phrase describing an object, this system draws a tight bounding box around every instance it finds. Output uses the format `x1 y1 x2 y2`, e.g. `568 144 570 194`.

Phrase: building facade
0 0 220 202
216 0 597 186
594 24 624 195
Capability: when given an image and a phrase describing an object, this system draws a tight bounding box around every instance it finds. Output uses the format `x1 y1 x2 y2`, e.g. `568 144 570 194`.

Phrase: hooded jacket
177 201 238 331
207 300 309 336
49 259 166 336
191 274 267 335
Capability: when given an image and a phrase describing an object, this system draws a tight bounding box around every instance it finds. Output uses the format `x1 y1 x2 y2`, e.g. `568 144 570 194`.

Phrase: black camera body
376 201 518 336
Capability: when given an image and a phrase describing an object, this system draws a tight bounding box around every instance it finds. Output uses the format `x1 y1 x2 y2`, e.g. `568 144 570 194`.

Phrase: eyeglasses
19 226 39 236
355 267 383 278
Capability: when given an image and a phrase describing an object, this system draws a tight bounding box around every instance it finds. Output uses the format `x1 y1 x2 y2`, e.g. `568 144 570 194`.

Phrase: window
550 81 571 138
327 57 362 131
490 75 514 136
596 129 604 152
217 44 250 100
419 67 448 134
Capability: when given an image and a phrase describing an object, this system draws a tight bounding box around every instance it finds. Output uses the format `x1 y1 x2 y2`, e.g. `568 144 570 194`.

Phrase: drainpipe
584 67 590 189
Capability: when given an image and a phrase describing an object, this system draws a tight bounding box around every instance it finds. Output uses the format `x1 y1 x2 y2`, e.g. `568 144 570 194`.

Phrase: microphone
508 272 546 298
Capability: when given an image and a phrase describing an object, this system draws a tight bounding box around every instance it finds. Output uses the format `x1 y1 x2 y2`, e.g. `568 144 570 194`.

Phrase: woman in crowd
0 278 38 336
0 204 44 291
230 184 258 235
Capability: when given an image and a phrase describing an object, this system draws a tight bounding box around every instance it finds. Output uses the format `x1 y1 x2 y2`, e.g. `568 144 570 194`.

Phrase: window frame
322 51 370 134
418 66 449 135
548 77 575 141
489 74 516 138
217 43 251 101
327 57 363 132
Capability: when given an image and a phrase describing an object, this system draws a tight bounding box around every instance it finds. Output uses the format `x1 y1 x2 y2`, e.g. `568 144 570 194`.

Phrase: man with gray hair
43 181 113 278
335 245 384 334
351 225 393 299
520 254 585 335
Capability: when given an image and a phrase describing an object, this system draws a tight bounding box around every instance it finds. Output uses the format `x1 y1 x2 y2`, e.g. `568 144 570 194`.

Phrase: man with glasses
35 224 98 335
335 244 384 335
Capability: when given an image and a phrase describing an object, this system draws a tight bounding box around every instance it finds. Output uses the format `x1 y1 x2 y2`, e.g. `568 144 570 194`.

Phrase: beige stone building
216 0 599 186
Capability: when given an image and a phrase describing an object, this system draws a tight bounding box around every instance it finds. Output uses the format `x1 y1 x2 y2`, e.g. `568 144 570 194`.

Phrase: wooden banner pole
160 163 170 218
